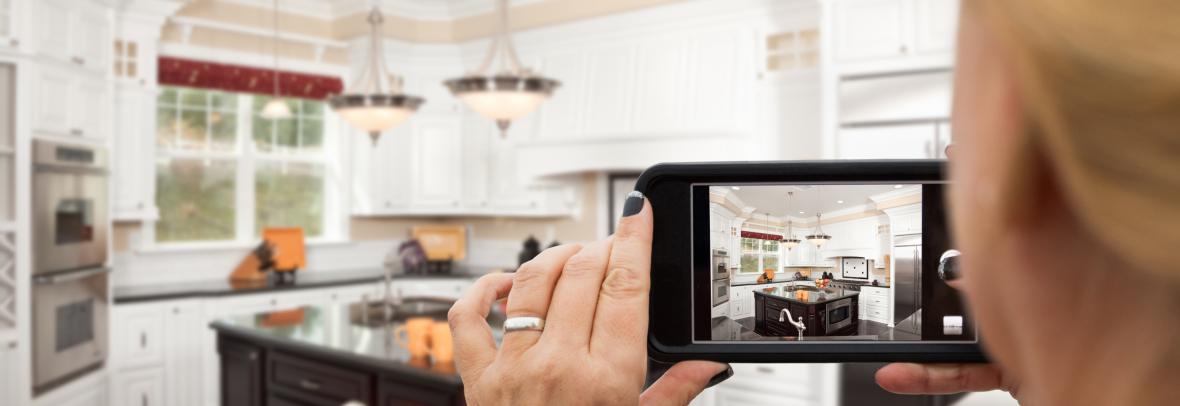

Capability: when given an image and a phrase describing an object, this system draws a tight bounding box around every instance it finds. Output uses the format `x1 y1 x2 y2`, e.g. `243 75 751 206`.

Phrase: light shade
444 75 560 134
330 93 424 144
260 99 292 119
806 234 831 249
781 238 801 250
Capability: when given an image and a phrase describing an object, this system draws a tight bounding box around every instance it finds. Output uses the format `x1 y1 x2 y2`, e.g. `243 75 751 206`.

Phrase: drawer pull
755 366 774 374
300 379 321 390
142 393 148 406
140 332 146 348
248 352 258 361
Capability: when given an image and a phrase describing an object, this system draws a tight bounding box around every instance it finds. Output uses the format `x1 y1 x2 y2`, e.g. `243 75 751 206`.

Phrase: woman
447 0 1180 404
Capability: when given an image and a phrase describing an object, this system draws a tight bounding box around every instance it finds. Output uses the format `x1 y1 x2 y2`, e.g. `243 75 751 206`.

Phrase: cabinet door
353 124 412 213
219 339 264 406
73 80 107 139
838 124 937 159
33 67 73 135
112 367 164 406
913 0 960 54
936 121 952 158
0 340 16 406
32 0 71 63
0 0 19 47
163 302 205 406
410 117 462 209
378 379 461 406
714 387 814 406
631 36 686 134
833 0 910 62
114 305 165 369
72 5 110 72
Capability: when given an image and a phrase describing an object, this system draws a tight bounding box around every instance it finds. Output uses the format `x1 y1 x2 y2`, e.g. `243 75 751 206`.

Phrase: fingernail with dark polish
706 365 733 388
622 191 645 217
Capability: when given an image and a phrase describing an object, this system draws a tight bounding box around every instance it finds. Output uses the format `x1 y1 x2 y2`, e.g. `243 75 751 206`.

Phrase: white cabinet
837 124 942 159
0 339 17 406
889 205 922 235
33 0 110 73
112 85 158 220
0 0 22 50
112 305 165 369
111 368 163 406
831 0 959 64
411 116 464 209
711 363 832 406
859 286 892 324
833 0 910 62
32 64 109 140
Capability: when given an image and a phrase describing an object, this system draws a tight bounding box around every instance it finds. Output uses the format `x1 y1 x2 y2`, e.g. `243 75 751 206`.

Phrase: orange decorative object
412 226 467 261
259 308 305 328
263 227 306 272
763 268 776 281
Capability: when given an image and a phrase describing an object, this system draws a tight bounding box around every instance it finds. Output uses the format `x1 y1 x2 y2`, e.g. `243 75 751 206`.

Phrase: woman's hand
876 363 1023 404
448 193 729 405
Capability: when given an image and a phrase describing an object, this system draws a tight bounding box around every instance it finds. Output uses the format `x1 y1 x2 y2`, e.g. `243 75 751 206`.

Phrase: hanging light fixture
330 6 424 145
443 0 560 137
805 187 832 249
781 192 801 250
260 0 292 119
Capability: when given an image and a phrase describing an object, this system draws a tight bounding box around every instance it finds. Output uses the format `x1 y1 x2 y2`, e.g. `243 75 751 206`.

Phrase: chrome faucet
779 308 806 340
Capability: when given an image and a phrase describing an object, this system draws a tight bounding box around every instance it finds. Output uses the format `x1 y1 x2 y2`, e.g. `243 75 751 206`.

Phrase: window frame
145 86 346 249
739 234 783 275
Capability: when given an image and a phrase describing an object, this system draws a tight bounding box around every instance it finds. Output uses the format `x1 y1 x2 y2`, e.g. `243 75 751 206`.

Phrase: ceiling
226 0 544 20
719 184 909 220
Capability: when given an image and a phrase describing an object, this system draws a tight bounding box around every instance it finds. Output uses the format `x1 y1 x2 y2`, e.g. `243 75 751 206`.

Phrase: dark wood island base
754 286 860 338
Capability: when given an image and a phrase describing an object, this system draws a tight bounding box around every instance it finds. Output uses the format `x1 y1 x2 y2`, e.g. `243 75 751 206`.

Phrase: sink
349 297 454 327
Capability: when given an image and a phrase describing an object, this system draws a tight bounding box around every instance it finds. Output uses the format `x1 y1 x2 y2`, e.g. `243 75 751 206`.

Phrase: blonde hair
974 1 1180 282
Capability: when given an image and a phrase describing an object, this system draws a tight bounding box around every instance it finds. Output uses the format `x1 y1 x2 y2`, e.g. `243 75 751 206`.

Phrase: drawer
111 367 164 406
862 306 888 321
862 295 888 307
726 364 816 398
114 306 164 368
269 352 373 404
378 379 457 406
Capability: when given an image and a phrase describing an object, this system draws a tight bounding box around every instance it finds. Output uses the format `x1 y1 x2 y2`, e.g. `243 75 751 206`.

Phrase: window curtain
158 56 344 100
740 231 782 241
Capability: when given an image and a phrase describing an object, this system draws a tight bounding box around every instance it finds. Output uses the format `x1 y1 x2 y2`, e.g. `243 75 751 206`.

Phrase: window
154 86 336 244
740 237 781 274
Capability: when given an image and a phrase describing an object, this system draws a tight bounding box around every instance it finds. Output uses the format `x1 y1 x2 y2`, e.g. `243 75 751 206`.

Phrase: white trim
168 16 348 50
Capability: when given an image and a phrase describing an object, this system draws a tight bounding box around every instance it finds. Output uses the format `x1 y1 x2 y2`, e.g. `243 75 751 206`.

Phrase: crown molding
221 0 545 21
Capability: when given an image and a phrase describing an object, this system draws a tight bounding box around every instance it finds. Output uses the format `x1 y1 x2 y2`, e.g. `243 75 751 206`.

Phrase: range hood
515 133 749 184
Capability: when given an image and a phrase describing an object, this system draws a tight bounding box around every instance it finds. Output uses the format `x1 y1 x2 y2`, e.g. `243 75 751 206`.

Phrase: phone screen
692 182 976 344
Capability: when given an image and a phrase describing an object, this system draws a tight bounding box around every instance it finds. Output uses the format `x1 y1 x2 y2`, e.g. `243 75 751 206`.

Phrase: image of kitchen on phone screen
703 182 974 343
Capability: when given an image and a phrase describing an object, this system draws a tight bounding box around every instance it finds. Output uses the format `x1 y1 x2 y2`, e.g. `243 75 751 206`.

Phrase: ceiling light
781 192 801 250
330 8 425 145
837 200 844 204
731 186 741 191
894 185 904 189
261 0 292 120
444 0 559 137
798 211 804 214
805 186 832 249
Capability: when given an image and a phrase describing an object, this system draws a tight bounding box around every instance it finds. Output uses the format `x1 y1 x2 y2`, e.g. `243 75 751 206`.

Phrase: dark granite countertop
114 268 487 304
753 285 860 305
730 279 814 287
210 302 505 385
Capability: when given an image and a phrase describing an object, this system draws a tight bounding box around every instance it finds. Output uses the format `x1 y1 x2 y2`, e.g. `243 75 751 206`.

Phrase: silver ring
503 316 545 333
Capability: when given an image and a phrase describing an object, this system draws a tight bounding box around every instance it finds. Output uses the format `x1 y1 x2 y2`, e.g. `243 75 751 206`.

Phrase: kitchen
0 0 1013 405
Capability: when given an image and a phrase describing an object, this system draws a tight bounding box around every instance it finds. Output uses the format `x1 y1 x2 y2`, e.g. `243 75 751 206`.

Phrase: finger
875 363 1006 395
591 192 653 365
501 243 583 354
448 273 514 383
541 237 613 349
640 361 730 406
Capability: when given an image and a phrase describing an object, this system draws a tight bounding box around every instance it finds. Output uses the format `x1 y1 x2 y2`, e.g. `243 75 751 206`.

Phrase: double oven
710 249 730 307
31 140 109 393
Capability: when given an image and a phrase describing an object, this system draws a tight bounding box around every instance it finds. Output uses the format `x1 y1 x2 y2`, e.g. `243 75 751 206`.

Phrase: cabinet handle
300 379 321 390
6 341 16 349
70 128 84 136
140 332 147 348
142 393 148 406
248 352 258 361
756 366 774 374
172 307 179 314
899 45 909 54
270 299 277 306
9 39 17 47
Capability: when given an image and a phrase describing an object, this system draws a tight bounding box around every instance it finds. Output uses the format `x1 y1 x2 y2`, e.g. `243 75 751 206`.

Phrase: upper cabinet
0 0 21 51
829 0 959 69
31 64 109 140
33 0 111 74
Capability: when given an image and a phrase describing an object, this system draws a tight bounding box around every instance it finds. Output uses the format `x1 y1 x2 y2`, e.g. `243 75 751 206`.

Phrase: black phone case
639 160 987 364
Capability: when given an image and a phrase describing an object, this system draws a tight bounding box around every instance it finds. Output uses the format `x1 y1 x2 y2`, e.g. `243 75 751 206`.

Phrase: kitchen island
210 301 499 406
754 286 859 337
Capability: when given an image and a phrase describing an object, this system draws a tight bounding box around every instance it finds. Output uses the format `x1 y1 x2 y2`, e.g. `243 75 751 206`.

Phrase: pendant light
805 187 832 249
781 192 801 250
260 0 292 119
330 6 425 145
444 0 560 137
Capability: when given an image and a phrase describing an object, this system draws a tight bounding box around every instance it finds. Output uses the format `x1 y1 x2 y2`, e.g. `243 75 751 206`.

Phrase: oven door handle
33 267 111 285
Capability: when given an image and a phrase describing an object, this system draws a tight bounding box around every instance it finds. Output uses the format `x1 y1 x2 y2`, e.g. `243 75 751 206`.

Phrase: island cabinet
219 339 264 406
753 287 860 337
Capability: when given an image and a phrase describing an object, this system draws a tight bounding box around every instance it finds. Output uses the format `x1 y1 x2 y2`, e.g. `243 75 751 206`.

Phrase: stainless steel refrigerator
893 233 921 327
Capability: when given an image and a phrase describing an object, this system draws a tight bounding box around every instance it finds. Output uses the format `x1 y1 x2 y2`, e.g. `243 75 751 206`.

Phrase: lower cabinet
110 368 163 406
219 339 264 406
0 340 18 406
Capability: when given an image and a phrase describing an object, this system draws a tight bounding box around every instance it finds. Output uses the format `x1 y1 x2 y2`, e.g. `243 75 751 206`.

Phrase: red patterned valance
158 57 344 100
741 231 782 241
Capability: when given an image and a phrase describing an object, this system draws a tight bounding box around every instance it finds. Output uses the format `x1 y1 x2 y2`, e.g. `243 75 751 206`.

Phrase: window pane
158 88 178 105
276 118 298 148
255 162 324 237
156 106 177 149
180 89 208 108
155 159 236 242
740 254 759 274
300 118 323 150
300 100 324 117
210 91 237 110
252 115 274 152
178 110 207 149
210 112 236 151
762 255 779 274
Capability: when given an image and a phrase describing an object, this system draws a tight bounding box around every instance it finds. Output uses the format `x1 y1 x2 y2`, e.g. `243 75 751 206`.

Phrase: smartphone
641 160 986 363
